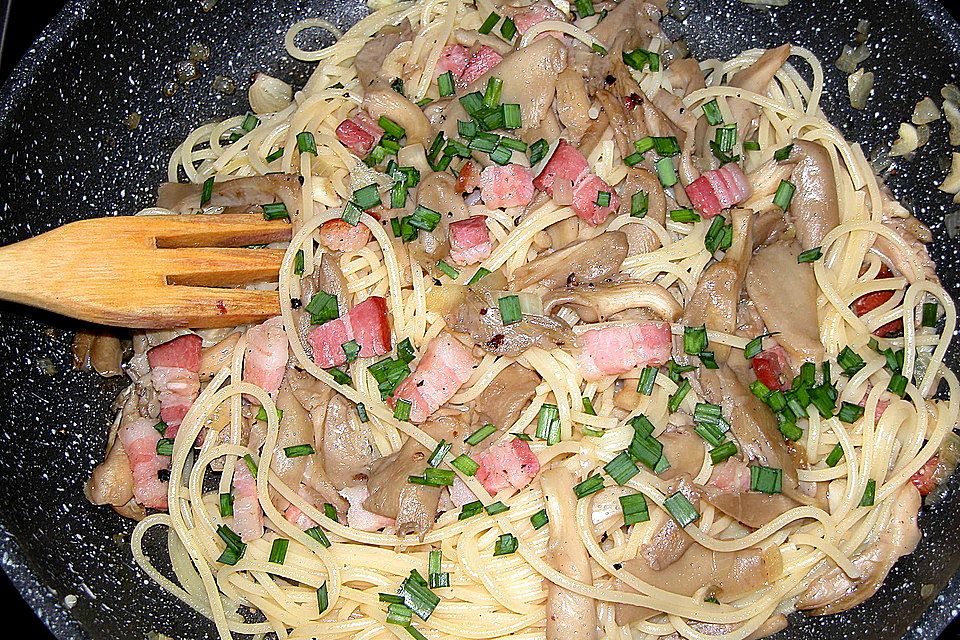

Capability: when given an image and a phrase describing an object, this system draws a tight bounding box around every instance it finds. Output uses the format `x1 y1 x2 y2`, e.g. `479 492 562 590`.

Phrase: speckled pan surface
0 0 958 638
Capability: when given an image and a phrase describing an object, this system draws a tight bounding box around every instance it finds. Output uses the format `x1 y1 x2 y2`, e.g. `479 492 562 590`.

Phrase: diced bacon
533 140 591 194
685 163 752 218
284 502 316 530
340 485 395 532
752 346 790 391
148 334 202 434
320 218 372 252
448 476 478 507
576 322 673 382
243 316 288 398
475 438 541 494
449 216 492 266
458 46 504 89
479 163 535 209
335 112 384 156
571 173 620 226
856 386 890 424
910 456 940 496
852 265 902 337
511 1 567 34
119 417 170 510
307 296 392 368
390 333 477 423
233 462 264 542
436 44 471 80
456 160 481 194
708 458 753 494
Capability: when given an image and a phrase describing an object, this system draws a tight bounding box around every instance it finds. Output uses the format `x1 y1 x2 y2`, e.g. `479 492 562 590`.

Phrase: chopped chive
378 116 406 139
536 404 561 445
498 295 522 325
838 346 866 376
483 77 503 108
269 538 289 564
656 157 678 187
327 366 352 386
427 132 445 162
714 124 737 153
459 500 484 520
479 11 500 34
704 215 728 253
467 267 491 285
702 99 723 126
887 373 908 397
637 366 658 395
485 501 510 515
573 474 605 498
825 443 845 467
710 441 738 465
512 432 533 441
500 16 517 40
531 508 549 529
489 144 514 165
604 452 640 485
391 181 408 209
779 421 803 442
620 493 650 525
668 379 691 413
498 136 527 152
774 144 794 161
324 503 338 522
261 202 289 220
293 249 304 276
437 71 455 97
582 426 604 437
623 150 645 166
427 440 452 467
922 302 939 327
574 0 595 16
354 402 369 423
451 454 479 476
462 425 499 449
200 176 215 207
305 526 331 547
409 468 456 487
860 479 876 507
284 443 316 458
306 290 339 325
683 324 708 355
398 570 440 620
316 582 329 613
592 42 608 55
652 136 681 156
297 131 317 155
493 533 519 556
634 137 655 154
630 190 649 217
670 208 700 223
397 337 416 364
528 139 549 165
595 191 611 207
386 602 413 626
153 421 167 435
750 466 783 494
743 140 761 151
773 179 796 210
838 401 865 424
341 339 360 363
266 147 284 162
219 492 234 517
744 333 773 359
409 205 442 232
663 491 699 527
582 396 597 415
797 246 823 263
156 438 174 456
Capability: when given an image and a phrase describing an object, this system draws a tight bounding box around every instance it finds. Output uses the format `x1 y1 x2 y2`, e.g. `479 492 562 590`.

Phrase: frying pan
1 0 959 637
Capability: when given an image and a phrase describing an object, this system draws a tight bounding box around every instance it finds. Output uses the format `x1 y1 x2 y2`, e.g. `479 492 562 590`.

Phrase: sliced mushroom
511 231 629 290
788 141 840 251
268 376 315 510
73 328 124 377
640 476 700 571
85 394 137 509
872 191 937 284
471 363 541 433
156 174 300 217
354 19 413 89
199 332 241 382
745 240 824 365
541 467 598 640
797 483 921 615
363 87 433 146
408 171 470 266
543 281 682 323
728 45 792 141
555 67 593 143
617 167 667 226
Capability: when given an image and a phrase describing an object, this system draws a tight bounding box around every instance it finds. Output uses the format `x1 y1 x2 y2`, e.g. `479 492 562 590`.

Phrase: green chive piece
620 493 650 525
467 267 491 285
860 479 876 507
483 77 503 108
750 466 783 494
702 99 723 125
581 396 597 415
427 440 452 467
531 509 549 529
459 500 484 520
714 124 737 153
266 147 284 162
479 11 500 35
305 525 331 548
436 260 460 280
838 401 865 424
604 452 640 485
826 443 845 467
356 402 369 423
451 454 479 476
397 337 416 364
327 366 352 386
262 202 289 220
500 16 517 40
323 503 339 523
573 474 605 498
200 176 215 207
663 491 699 527
630 190 649 217
378 116 406 139
297 131 318 155
493 533 519 556
773 179 796 210
743 140 761 151
655 157 678 187
410 205 442 232
774 144 794 161
779 421 803 442
465 423 496 446
528 138 549 165
156 438 174 456
498 295 522 325
394 399 413 421
284 443 316 458
838 346 866 376
438 71 455 97
887 373 908 397
637 366 658 395
485 501 510 515
652 136 681 156
922 302 939 327
536 404 561 445
670 208 700 223
342 339 360 363
353 183 381 210
305 290 339 325
316 582 329 613
669 380 691 413
683 325 708 355
574 0 595 17
153 421 167 435
219 492 234 517
710 441 738 465
269 538 289 564
293 249 304 275
797 246 823 263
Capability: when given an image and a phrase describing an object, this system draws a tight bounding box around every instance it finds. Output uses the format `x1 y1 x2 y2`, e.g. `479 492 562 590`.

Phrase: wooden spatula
0 214 293 328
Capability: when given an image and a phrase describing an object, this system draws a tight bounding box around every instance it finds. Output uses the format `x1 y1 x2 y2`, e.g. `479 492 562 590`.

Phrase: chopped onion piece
916 124 931 148
940 152 960 194
836 44 870 74
248 73 293 114
738 0 791 6
912 97 941 125
889 122 919 157
942 83 960 105
943 99 960 146
847 69 874 110
944 210 960 239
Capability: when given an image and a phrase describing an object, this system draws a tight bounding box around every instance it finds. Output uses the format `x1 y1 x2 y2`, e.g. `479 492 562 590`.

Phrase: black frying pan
1 0 959 638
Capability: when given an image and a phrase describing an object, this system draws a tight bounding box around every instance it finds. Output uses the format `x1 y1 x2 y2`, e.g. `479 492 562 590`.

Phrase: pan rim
1 1 960 639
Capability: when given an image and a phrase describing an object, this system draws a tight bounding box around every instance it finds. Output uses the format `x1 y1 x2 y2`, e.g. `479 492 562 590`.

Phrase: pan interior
1 1 959 638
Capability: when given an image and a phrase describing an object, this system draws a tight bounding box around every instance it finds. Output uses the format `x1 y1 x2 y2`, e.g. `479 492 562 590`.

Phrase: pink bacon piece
243 316 288 398
511 0 566 34
148 334 202 436
335 112 384 156
341 485 396 532
576 322 673 382
533 140 590 194
458 46 504 88
233 461 264 542
436 44 471 80
684 162 752 218
571 173 620 226
307 296 392 368
390 333 477 423
119 417 170 510
532 140 617 225
475 438 541 495
449 216 493 266
479 163 535 210
320 218 372 252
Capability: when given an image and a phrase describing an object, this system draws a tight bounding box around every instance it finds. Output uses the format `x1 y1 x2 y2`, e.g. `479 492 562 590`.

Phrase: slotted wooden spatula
0 214 293 328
